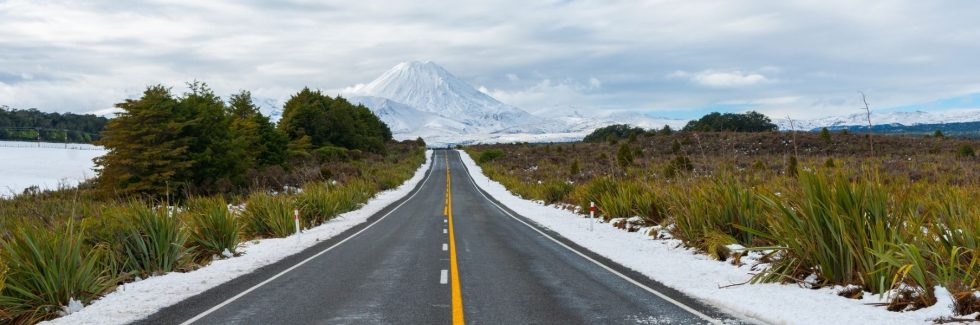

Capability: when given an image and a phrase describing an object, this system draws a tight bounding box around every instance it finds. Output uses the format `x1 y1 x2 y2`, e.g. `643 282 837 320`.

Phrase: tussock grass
0 224 114 324
242 192 295 238
467 133 980 314
182 196 240 264
121 203 190 277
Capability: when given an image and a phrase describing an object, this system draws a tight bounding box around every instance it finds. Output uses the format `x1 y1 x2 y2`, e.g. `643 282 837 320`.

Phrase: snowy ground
44 150 433 325
457 149 965 325
0 140 105 197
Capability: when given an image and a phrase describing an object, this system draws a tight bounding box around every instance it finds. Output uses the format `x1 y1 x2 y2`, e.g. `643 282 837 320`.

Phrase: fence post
589 201 596 232
294 209 301 242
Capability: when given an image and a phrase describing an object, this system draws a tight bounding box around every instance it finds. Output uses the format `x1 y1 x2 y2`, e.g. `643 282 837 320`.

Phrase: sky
2 0 980 120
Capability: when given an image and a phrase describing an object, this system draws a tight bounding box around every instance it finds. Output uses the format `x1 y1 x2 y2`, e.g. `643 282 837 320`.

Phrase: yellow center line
445 152 465 324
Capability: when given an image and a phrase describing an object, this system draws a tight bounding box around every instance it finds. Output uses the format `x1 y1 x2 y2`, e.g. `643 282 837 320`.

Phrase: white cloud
1 0 979 119
687 70 770 87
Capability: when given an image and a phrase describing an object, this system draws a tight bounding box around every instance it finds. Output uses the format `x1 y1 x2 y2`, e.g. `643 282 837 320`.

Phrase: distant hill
823 121 980 139
776 109 980 131
0 107 107 143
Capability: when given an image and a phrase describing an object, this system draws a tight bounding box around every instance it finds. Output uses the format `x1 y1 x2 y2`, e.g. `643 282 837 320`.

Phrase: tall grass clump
668 179 769 260
242 192 295 238
182 196 240 264
121 203 190 277
0 224 114 324
324 179 376 215
749 171 912 295
877 188 980 312
571 178 666 223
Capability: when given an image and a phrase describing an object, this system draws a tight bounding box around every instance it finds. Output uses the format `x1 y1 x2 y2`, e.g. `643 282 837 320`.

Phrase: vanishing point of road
141 150 745 324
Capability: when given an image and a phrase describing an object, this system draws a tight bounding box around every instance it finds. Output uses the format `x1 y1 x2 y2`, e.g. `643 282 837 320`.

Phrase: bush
478 150 505 164
242 192 296 238
583 124 646 143
313 145 350 162
0 224 114 324
958 144 975 158
121 204 190 276
682 111 777 132
617 143 634 168
182 196 240 264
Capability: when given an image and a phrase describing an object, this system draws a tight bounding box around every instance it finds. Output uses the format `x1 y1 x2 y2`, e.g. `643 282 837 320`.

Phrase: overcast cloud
2 0 980 119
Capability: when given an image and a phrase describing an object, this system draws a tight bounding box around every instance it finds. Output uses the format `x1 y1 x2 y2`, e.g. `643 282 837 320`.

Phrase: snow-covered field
44 150 433 325
457 150 964 325
0 141 105 197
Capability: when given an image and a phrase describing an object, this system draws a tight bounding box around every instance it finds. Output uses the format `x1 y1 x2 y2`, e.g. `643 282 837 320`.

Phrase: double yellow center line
445 152 465 324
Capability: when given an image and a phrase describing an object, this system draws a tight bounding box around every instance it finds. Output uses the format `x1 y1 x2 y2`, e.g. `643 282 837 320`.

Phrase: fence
0 140 104 151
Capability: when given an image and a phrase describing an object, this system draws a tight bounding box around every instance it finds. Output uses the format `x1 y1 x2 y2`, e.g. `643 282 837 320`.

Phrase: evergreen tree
682 111 777 132
278 89 391 155
227 91 287 168
820 127 832 144
179 82 248 192
95 86 192 197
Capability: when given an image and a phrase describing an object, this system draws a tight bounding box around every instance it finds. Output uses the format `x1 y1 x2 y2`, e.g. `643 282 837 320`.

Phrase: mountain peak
348 61 517 117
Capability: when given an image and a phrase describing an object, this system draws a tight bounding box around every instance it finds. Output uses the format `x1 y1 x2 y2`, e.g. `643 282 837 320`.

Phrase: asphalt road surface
141 150 744 325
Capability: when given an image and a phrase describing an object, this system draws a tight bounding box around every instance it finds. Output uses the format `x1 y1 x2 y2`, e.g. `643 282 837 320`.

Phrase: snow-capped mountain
344 61 561 136
776 109 980 131
341 61 683 145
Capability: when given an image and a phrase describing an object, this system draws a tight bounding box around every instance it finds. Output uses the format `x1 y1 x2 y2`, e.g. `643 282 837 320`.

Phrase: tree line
95 83 395 198
0 106 108 143
584 111 777 143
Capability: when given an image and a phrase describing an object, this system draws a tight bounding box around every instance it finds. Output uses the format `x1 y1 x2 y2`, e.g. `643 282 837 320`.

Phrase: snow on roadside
456 150 957 325
44 150 433 325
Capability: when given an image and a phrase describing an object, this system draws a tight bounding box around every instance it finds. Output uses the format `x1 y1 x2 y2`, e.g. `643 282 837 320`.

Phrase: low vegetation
0 83 426 323
466 129 980 316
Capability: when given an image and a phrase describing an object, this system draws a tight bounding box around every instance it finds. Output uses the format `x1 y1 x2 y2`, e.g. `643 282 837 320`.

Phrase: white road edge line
442 243 448 251
440 270 449 284
179 152 438 325
455 150 724 325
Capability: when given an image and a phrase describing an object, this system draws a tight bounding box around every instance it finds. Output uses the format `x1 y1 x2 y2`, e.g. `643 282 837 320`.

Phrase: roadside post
589 201 596 232
294 209 301 242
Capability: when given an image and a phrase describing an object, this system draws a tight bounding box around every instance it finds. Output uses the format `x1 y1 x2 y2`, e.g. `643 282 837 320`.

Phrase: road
141 150 743 324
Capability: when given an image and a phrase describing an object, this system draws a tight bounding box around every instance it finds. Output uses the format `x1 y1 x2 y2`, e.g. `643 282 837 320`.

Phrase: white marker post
589 201 596 232
294 209 301 242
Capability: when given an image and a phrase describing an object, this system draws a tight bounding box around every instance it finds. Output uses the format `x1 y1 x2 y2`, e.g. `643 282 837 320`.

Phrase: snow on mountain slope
345 61 560 135
776 109 980 131
347 96 467 138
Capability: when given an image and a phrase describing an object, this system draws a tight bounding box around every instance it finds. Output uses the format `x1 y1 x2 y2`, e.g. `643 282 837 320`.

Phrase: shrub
182 196 240 264
958 144 975 158
569 159 580 176
478 150 505 164
617 143 634 168
242 192 295 238
0 224 114 324
313 145 350 162
121 204 190 276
